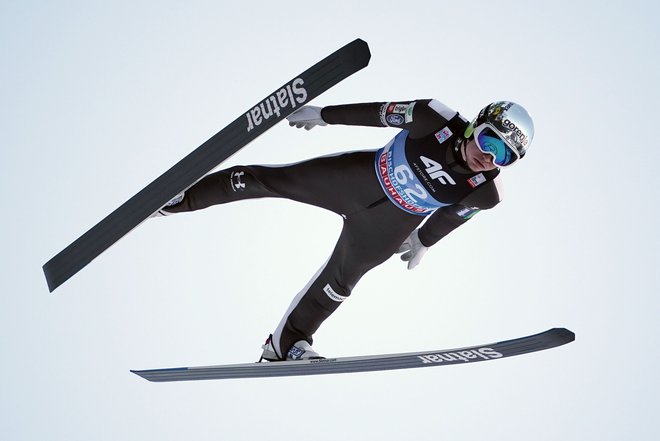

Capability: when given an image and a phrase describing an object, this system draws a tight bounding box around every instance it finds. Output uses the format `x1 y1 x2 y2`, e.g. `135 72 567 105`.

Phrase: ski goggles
473 124 521 167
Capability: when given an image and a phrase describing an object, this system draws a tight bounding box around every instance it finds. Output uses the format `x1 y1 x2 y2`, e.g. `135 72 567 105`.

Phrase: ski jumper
164 99 502 359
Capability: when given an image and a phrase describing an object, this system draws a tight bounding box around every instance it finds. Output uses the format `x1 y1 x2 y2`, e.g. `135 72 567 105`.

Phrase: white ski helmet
464 101 534 167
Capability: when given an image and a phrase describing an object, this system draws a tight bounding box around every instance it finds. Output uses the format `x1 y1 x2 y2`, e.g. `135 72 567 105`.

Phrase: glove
397 229 428 270
287 106 328 130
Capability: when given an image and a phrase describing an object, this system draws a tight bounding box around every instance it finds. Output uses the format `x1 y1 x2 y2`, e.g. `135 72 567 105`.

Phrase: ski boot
259 335 324 362
150 191 185 218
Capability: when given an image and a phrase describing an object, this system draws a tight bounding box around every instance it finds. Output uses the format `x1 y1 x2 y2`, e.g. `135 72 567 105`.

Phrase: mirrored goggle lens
476 127 518 167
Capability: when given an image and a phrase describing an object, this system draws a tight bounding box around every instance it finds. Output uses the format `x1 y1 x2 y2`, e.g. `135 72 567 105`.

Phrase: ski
131 328 574 382
43 39 371 292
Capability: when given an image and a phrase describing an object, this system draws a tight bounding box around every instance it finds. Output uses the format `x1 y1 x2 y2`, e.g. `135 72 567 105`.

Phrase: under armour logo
230 171 246 191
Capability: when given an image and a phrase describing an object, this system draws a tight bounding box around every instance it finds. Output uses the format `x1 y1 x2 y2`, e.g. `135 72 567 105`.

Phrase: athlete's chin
468 159 488 172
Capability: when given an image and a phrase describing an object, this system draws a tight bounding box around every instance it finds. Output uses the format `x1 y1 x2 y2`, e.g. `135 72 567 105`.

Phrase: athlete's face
463 138 498 172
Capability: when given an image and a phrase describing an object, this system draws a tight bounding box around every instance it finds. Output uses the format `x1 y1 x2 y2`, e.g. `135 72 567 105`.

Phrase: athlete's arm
398 204 482 269
320 99 458 138
418 205 477 246
418 178 502 246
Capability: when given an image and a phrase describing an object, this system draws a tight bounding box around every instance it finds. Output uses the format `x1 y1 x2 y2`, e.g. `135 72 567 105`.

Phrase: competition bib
375 131 448 216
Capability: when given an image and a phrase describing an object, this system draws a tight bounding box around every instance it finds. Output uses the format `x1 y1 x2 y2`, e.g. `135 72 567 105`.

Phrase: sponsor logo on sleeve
405 102 415 123
386 114 405 126
385 103 415 125
379 103 389 126
387 103 413 115
456 206 480 220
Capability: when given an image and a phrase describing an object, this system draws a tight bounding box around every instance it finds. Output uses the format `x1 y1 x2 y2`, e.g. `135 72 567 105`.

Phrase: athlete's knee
185 171 234 209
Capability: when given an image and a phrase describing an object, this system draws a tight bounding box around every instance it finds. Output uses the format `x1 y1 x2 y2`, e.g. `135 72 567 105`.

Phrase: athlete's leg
162 151 381 215
157 148 419 358
270 201 423 358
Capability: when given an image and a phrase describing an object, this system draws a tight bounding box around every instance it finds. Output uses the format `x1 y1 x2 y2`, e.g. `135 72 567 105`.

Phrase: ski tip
345 38 371 67
352 38 370 52
551 327 576 343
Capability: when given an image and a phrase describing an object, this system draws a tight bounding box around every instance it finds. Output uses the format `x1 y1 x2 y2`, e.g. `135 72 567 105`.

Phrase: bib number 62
393 165 428 202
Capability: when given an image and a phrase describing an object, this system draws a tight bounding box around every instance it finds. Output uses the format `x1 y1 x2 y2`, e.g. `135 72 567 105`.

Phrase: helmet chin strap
461 122 476 161
449 121 477 170
450 136 470 169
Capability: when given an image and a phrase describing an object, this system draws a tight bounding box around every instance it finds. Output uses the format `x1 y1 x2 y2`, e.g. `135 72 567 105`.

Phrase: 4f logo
230 171 246 191
420 156 456 185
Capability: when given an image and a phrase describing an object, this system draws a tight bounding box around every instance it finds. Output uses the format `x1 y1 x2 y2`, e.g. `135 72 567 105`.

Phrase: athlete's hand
287 106 328 130
397 229 428 270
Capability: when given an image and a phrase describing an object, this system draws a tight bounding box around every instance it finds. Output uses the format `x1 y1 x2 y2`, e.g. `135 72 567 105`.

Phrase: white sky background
1 0 658 439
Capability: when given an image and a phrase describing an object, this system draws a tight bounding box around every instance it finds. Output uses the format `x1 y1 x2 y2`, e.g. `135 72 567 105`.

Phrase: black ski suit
164 99 502 359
